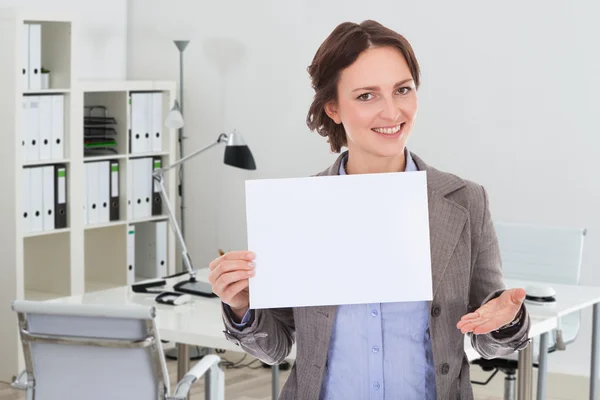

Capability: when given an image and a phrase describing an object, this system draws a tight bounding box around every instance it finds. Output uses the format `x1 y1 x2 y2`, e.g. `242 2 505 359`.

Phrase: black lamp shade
224 145 256 170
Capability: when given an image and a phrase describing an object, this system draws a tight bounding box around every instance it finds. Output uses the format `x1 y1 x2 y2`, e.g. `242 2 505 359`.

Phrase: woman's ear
324 101 342 124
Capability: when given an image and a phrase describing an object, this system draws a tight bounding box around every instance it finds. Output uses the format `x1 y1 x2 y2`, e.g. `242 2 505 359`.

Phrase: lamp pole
171 40 206 387
174 40 189 242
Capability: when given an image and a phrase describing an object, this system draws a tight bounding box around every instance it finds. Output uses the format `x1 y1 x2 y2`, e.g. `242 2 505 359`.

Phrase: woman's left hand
457 288 526 335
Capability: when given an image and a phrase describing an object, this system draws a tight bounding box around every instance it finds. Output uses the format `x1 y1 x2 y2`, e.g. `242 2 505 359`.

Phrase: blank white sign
245 171 432 309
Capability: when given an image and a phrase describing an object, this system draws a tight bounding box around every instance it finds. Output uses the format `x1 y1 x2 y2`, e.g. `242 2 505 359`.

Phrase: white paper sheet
245 171 432 309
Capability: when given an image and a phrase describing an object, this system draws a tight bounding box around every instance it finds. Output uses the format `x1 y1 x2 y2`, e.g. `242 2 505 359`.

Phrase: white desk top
465 278 600 361
48 269 246 354
46 271 600 363
505 278 600 318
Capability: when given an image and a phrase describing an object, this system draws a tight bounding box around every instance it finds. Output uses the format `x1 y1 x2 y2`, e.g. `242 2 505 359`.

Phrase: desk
46 272 600 400
465 278 600 400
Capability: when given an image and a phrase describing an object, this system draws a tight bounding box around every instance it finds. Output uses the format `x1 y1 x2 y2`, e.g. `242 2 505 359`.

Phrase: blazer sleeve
221 303 295 365
468 185 531 359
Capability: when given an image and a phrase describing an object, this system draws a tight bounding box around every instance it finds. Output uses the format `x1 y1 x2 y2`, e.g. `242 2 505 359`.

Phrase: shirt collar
338 148 418 175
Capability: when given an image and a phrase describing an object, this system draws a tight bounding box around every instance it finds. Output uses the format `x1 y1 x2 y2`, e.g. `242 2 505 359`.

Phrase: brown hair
306 20 421 153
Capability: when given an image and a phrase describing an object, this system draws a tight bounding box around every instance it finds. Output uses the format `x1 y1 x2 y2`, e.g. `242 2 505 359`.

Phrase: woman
208 20 530 400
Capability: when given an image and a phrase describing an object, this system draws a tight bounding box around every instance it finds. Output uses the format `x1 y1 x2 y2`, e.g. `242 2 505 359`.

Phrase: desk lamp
158 102 256 297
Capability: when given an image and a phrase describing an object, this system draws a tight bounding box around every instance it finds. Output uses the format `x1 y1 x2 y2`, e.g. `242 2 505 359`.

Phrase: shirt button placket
368 304 383 398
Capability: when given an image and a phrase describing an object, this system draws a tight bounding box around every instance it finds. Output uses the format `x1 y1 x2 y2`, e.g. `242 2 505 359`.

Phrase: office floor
0 351 591 399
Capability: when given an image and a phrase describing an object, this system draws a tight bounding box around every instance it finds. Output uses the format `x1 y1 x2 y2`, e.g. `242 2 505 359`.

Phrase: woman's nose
379 98 401 122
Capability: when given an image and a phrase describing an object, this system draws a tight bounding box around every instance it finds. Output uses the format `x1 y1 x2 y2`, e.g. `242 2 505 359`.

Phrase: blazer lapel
425 186 468 297
411 153 468 298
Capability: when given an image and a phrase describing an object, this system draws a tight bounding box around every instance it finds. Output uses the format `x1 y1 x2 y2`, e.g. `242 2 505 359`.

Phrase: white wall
0 0 127 79
127 0 600 377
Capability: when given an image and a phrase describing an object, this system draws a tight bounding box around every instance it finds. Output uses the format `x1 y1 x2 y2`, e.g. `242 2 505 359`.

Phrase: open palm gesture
457 288 526 335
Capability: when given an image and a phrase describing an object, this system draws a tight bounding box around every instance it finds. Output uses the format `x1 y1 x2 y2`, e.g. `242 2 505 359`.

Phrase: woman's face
325 46 418 159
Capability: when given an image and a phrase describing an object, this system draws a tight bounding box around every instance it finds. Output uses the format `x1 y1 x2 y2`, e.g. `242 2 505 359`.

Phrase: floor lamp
163 39 257 362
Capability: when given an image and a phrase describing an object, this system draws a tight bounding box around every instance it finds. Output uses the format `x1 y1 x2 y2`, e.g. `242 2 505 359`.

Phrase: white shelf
24 88 70 94
23 228 70 238
84 220 127 230
128 151 170 159
127 215 170 224
0 9 178 383
84 215 170 231
80 80 176 93
84 154 127 162
23 158 70 167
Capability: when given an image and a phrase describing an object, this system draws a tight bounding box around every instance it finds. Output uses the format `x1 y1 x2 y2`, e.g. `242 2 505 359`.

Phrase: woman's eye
397 87 412 95
357 93 373 101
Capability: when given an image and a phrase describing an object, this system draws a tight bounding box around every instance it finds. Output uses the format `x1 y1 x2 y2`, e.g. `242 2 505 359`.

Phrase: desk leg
177 343 190 399
272 363 280 400
517 342 533 400
205 348 213 400
590 303 600 400
537 333 549 400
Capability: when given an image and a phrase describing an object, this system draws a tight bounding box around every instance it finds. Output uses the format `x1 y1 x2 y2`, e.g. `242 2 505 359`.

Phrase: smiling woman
306 21 421 176
210 19 531 400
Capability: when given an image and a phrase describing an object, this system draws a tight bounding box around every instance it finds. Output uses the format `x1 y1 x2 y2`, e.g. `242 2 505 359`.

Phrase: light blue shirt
228 148 436 399
319 148 436 400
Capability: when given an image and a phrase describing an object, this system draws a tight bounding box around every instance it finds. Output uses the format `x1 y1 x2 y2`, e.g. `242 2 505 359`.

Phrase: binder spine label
111 163 119 196
57 168 66 203
153 159 161 193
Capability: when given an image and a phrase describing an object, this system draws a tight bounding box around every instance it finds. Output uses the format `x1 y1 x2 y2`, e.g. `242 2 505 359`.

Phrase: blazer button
431 305 441 317
441 363 450 375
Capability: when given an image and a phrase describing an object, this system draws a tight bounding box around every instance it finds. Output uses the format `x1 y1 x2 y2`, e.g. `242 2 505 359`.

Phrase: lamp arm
161 133 228 173
152 133 229 279
155 175 196 278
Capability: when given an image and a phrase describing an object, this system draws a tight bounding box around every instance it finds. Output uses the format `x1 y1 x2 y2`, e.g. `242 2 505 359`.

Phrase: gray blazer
221 151 530 400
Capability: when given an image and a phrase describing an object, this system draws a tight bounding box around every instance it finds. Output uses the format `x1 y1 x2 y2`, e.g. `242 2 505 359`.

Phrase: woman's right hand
208 250 256 321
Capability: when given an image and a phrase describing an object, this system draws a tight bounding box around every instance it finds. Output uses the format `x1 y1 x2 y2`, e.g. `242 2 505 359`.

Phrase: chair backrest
494 221 586 284
494 221 587 345
12 300 170 400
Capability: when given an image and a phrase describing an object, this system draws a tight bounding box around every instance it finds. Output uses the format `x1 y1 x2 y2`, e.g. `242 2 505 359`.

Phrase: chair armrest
168 354 224 400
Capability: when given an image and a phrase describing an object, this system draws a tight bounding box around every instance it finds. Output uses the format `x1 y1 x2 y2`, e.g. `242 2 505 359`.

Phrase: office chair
11 300 225 400
471 221 586 400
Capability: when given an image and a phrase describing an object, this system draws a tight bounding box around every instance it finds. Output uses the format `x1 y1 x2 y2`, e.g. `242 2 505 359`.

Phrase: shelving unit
80 80 177 295
0 8 178 383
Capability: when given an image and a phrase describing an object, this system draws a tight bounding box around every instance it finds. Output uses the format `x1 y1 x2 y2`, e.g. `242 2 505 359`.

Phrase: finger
212 259 255 283
457 317 482 330
472 321 501 335
222 279 250 302
459 319 488 334
210 259 255 284
510 288 526 304
460 312 480 321
209 251 255 271
457 318 482 330
213 270 255 296
209 251 245 271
